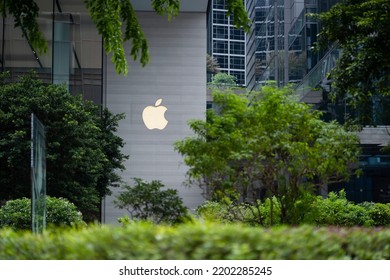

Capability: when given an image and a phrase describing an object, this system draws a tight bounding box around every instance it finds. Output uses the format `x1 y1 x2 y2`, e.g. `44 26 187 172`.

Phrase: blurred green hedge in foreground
0 222 389 260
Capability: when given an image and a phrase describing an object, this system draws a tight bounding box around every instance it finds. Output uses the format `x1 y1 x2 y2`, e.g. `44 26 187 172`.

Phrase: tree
174 85 361 223
0 0 250 75
0 73 127 221
315 0 390 124
114 178 190 224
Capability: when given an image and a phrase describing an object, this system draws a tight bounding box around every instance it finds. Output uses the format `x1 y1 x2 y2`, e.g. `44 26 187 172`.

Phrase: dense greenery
114 178 190 225
316 0 390 124
0 74 127 220
175 85 360 223
0 197 86 230
0 222 389 259
196 191 390 227
0 0 250 75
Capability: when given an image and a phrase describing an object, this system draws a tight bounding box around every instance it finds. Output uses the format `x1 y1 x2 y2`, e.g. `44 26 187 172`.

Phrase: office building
209 0 256 89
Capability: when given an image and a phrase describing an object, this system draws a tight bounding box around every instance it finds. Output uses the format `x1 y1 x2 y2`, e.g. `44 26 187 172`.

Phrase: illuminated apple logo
142 98 168 130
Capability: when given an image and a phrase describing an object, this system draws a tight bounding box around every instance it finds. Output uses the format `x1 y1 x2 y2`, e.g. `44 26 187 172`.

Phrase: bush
365 202 390 227
115 178 191 225
0 197 86 230
195 198 282 226
311 191 390 227
0 223 389 259
196 191 390 227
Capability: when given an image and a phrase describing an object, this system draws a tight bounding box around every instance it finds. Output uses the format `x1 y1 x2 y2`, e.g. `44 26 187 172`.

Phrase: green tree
114 178 190 224
174 85 360 224
0 0 250 75
315 0 390 124
0 73 127 221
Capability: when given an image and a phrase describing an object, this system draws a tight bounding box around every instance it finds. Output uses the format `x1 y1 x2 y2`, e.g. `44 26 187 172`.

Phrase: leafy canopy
1 0 251 75
0 73 127 221
315 0 390 124
175 85 360 223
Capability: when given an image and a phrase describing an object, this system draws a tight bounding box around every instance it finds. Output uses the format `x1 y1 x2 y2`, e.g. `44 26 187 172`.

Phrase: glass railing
294 43 340 101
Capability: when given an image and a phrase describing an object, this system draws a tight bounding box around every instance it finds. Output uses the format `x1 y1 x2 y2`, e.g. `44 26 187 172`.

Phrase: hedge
0 222 389 259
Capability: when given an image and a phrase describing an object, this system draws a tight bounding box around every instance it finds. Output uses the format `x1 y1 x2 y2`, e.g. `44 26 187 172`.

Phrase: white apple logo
142 98 168 130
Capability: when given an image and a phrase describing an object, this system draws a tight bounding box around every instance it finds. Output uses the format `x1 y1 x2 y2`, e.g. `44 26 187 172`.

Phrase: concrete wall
103 12 207 224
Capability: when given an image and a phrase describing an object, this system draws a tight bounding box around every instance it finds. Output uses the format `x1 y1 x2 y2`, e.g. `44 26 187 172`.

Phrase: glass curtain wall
0 0 103 106
255 0 285 86
287 0 318 85
0 0 53 83
52 0 103 105
211 0 246 86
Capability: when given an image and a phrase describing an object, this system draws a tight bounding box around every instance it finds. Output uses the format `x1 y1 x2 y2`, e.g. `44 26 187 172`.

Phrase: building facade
103 3 208 223
0 0 209 223
209 0 256 89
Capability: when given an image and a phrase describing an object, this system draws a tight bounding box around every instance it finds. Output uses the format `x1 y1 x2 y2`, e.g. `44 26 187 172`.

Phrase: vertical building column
274 0 279 85
52 15 71 89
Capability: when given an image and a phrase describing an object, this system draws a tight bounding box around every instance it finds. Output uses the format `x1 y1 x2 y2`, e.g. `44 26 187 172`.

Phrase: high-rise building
252 0 390 203
209 0 256 89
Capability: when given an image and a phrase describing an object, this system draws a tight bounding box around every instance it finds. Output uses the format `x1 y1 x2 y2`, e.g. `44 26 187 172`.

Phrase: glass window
255 7 267 22
230 28 244 40
213 10 228 25
230 41 245 55
230 70 245 86
213 25 228 39
214 55 229 69
213 40 228 54
213 0 226 10
230 56 245 70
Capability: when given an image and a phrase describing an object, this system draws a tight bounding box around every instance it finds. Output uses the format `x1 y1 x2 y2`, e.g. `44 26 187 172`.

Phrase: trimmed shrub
0 223 389 259
0 197 86 230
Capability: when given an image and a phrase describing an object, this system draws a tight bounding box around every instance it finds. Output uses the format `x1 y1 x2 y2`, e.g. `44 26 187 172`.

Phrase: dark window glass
213 40 228 54
213 0 226 10
213 10 228 25
230 56 245 70
230 41 245 55
230 28 244 40
230 70 245 85
213 25 228 39
214 55 229 69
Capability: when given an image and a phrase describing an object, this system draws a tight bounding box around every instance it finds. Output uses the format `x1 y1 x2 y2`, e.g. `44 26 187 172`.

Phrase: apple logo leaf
155 98 163 107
